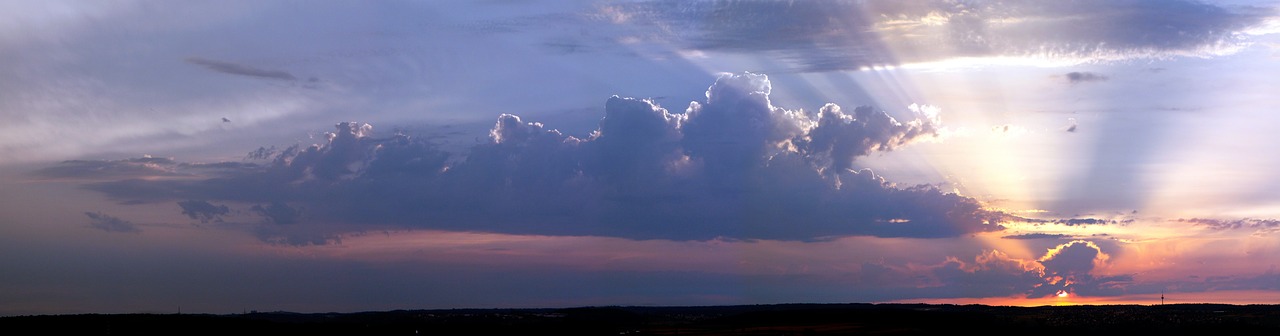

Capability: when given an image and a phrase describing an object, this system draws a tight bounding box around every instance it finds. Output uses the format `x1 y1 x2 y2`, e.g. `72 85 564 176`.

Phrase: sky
2 0 1280 316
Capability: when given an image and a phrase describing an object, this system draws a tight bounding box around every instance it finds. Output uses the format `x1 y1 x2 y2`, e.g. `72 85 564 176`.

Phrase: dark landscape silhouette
6 303 1280 335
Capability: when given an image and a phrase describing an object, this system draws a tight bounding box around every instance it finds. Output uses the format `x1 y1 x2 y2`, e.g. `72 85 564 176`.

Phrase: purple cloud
65 72 1006 242
84 211 141 233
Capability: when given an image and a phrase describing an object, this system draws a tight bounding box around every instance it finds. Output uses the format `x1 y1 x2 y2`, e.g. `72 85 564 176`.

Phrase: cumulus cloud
600 0 1277 71
922 240 1130 299
84 211 140 233
72 72 1007 242
928 249 1049 298
1036 240 1131 297
185 57 298 81
800 103 939 174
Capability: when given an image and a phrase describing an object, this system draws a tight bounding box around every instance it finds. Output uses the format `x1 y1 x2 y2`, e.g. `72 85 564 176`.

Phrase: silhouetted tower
1161 290 1165 305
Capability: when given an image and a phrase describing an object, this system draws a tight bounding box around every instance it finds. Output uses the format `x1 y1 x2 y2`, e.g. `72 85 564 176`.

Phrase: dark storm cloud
84 211 140 233
1065 72 1109 83
73 72 1012 241
185 57 298 81
604 0 1274 71
177 200 230 224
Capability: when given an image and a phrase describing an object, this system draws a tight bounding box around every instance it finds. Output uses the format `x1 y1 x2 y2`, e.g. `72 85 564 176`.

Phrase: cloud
185 57 298 81
70 72 1009 241
800 103 939 174
1002 233 1071 240
33 156 180 180
924 240 1130 299
84 211 140 233
1040 241 1106 277
1036 240 1131 297
1178 218 1280 235
252 201 302 225
1065 72 1109 83
928 249 1049 298
1014 216 1129 227
177 200 230 224
601 0 1277 71
33 155 261 181
1050 218 1124 226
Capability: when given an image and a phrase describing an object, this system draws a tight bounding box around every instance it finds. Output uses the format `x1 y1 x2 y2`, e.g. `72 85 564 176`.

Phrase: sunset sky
3 0 1280 315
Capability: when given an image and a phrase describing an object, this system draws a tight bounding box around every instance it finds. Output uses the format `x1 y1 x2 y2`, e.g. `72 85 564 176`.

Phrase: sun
1056 290 1069 298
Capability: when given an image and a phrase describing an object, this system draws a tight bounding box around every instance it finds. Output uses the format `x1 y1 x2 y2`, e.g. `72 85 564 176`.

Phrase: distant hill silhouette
5 303 1280 335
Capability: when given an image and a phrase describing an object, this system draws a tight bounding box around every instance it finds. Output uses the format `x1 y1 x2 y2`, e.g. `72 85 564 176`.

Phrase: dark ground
5 303 1280 335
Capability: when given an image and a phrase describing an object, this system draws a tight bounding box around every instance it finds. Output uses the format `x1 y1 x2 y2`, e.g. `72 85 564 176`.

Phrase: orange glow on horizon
886 290 1280 307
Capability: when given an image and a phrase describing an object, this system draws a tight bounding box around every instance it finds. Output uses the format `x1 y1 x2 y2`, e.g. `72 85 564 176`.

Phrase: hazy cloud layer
601 0 1276 71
